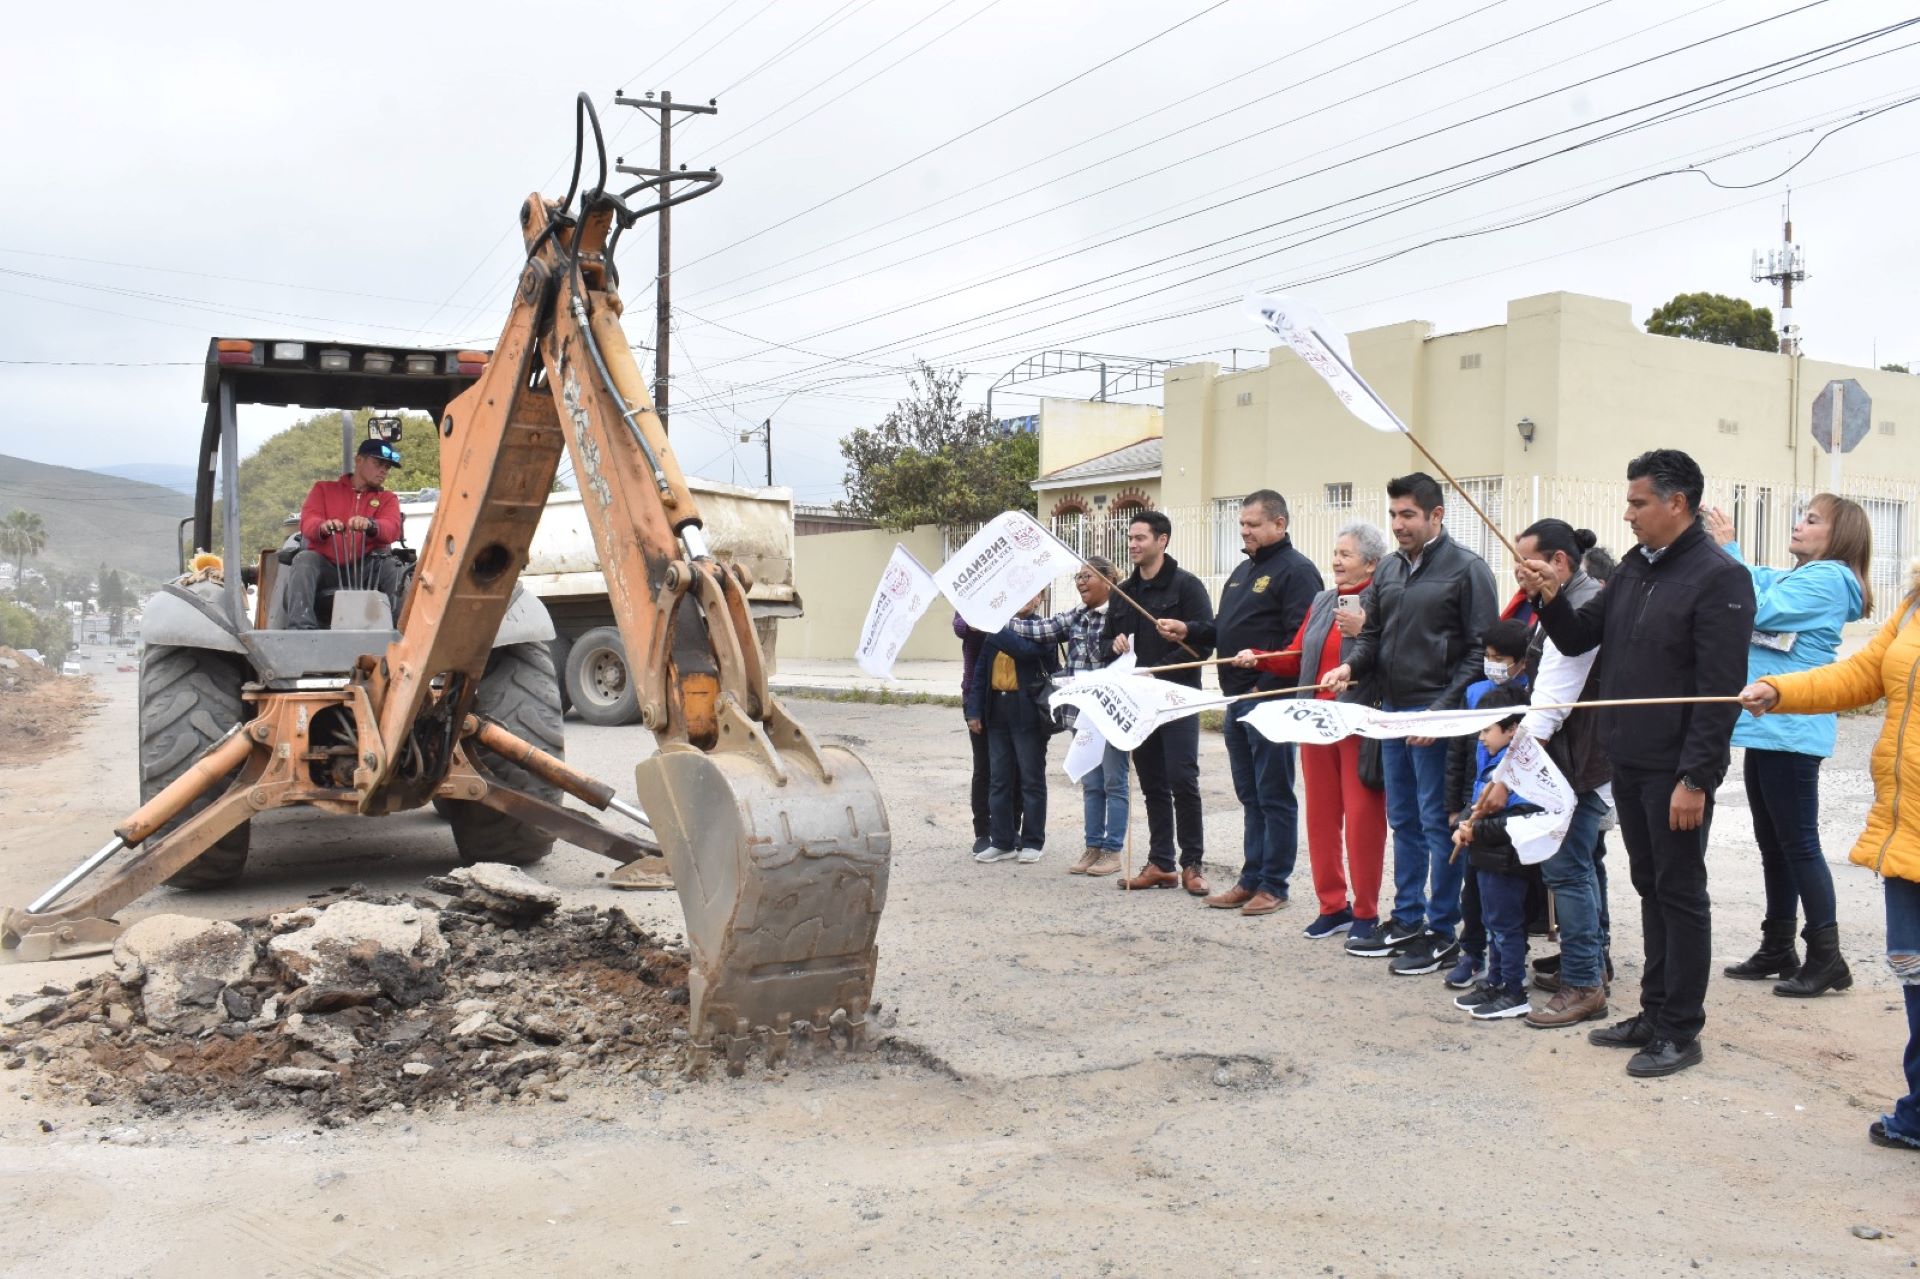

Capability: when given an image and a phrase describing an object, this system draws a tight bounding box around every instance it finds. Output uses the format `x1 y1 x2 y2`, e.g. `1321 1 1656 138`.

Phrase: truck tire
444 642 564 867
138 646 252 889
550 635 573 714
563 625 640 727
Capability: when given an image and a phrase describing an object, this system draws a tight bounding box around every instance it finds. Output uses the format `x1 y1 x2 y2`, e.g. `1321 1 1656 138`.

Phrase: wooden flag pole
1308 325 1523 564
1130 651 1298 677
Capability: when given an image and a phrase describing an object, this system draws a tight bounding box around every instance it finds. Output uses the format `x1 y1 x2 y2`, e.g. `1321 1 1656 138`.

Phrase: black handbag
1025 662 1068 736
1345 677 1385 791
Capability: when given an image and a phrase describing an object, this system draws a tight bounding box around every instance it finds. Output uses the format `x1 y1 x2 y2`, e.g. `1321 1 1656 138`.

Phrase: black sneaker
1471 986 1532 1020
1587 1014 1654 1050
1452 979 1497 1011
1344 918 1413 958
1390 932 1460 977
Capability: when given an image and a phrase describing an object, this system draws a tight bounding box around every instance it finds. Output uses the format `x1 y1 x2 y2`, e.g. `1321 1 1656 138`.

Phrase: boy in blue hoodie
1450 684 1540 1021
1442 618 1533 990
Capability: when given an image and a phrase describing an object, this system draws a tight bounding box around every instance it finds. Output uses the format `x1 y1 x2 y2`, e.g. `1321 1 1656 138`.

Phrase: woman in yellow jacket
1741 584 1920 1152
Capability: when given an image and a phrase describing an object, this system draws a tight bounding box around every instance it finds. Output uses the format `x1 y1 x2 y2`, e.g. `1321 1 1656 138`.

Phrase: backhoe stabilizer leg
1 776 268 962
631 728 891 1050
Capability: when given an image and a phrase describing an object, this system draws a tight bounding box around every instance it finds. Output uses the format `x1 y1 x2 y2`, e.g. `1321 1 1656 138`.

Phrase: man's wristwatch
1679 775 1705 793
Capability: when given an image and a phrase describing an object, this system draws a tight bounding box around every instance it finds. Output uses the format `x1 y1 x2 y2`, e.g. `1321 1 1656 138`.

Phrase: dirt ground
0 651 98 763
0 667 1916 1277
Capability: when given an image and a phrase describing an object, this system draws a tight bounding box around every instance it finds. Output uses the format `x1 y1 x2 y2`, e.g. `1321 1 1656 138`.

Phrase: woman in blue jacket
1706 494 1872 997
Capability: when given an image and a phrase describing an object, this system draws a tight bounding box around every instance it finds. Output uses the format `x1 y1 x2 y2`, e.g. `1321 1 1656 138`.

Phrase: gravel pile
1 867 692 1125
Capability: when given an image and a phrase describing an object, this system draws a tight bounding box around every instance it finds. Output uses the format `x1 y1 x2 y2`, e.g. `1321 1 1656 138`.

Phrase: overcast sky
4 0 1918 504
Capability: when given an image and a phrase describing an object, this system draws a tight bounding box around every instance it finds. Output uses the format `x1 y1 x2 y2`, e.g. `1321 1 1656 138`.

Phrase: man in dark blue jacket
1207 490 1321 916
1323 472 1498 977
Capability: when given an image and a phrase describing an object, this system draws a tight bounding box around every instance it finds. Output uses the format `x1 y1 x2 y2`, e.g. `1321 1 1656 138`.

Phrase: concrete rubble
0 876 695 1124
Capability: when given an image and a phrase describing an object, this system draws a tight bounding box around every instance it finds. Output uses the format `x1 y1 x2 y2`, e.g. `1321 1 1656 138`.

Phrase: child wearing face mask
1440 618 1535 991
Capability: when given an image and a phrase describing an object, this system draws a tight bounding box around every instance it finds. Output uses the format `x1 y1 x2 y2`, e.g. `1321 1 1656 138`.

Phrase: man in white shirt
1491 519 1615 1028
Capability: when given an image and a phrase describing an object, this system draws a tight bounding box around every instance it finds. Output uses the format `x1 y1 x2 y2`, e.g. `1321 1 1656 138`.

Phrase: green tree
99 569 129 639
1882 362 1910 374
1645 292 1779 351
229 410 440 561
837 362 1040 531
0 509 48 596
0 597 71 665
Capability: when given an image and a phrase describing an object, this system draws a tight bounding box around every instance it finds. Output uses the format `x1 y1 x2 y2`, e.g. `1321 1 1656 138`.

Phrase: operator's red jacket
298 475 403 567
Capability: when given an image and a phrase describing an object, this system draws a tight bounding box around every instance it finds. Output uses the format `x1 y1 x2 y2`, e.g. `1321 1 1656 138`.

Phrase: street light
1516 416 1536 451
738 418 772 485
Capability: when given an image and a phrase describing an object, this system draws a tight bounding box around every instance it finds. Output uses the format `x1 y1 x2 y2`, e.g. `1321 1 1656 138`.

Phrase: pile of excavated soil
0 651 96 761
1 874 694 1125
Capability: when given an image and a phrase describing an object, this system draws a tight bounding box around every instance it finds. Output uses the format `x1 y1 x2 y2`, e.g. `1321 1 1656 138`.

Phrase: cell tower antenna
1751 188 1809 355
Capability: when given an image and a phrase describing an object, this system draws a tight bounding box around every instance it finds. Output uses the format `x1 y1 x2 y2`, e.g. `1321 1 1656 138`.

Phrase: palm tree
0 509 48 596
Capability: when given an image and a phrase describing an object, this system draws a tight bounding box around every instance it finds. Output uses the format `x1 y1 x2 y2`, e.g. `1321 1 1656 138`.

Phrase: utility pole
613 90 720 433
1751 189 1809 356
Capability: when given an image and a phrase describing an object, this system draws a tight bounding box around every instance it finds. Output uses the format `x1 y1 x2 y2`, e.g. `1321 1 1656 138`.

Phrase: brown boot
1205 884 1256 910
1086 852 1121 877
1525 984 1608 1029
1118 864 1179 890
1068 847 1101 875
1181 866 1211 897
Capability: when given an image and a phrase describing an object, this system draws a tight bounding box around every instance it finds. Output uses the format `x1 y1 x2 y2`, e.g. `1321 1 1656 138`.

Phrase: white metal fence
950 473 1920 623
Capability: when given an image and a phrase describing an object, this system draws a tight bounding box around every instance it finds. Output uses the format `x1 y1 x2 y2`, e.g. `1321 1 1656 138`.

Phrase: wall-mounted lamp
1516 416 1536 451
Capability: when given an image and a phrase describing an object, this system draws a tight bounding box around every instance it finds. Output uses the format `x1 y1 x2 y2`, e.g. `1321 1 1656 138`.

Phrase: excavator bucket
632 721 890 1067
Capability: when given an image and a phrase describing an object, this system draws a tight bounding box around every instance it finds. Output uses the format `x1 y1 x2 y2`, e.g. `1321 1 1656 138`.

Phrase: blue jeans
1884 875 1920 1143
1080 743 1129 852
1223 697 1299 897
1540 789 1610 988
1745 748 1838 929
1478 868 1530 992
1381 708 1462 939
986 694 1047 852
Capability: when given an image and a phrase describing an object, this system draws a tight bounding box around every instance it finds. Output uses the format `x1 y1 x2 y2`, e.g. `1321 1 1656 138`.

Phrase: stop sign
1811 378 1871 455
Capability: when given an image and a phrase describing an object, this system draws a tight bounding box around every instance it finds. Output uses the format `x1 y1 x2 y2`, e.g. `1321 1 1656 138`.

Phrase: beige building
1158 290 1920 615
781 290 1920 665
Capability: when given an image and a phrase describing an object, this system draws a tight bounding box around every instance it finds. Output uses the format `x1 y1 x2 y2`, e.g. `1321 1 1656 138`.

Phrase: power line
716 0 879 99
680 4 1882 398
677 0 1244 270
705 0 1011 167
677 49 1919 415
683 0 1501 306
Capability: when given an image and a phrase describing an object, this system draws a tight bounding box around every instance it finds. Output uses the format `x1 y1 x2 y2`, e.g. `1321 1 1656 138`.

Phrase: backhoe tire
563 626 640 727
138 645 252 889
550 635 573 714
445 642 565 868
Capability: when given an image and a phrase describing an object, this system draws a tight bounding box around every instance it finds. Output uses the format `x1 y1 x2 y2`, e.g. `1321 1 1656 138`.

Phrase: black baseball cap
358 439 402 467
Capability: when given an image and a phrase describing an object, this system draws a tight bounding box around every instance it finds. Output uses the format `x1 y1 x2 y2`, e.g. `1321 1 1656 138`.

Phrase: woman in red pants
1233 521 1389 940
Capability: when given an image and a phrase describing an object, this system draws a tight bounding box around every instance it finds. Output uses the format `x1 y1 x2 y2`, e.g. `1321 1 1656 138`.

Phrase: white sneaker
1016 847 1045 865
974 846 1018 863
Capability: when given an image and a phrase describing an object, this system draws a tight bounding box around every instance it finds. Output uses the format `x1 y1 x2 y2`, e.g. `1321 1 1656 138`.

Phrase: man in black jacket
1322 472 1497 977
1517 448 1754 1078
1207 490 1321 916
1101 510 1217 895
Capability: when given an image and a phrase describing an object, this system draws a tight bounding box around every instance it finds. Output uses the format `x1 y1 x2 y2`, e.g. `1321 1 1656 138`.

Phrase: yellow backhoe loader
0 95 891 1073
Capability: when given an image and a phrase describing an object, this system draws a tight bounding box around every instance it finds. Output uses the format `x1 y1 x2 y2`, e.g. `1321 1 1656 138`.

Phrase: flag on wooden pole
853 544 938 678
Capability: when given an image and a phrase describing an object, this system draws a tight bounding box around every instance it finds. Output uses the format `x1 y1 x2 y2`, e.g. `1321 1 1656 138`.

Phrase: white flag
1244 698 1373 746
1052 649 1136 689
1490 727 1577 865
854 544 938 678
1063 721 1109 782
1052 673 1209 752
1247 293 1405 435
1244 699 1519 745
935 511 1079 633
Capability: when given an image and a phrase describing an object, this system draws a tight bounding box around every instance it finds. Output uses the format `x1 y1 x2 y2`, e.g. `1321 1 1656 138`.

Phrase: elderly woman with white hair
1234 521 1390 941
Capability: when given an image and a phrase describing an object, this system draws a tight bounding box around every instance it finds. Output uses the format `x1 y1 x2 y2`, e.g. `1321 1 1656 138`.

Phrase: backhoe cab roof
204 338 490 413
